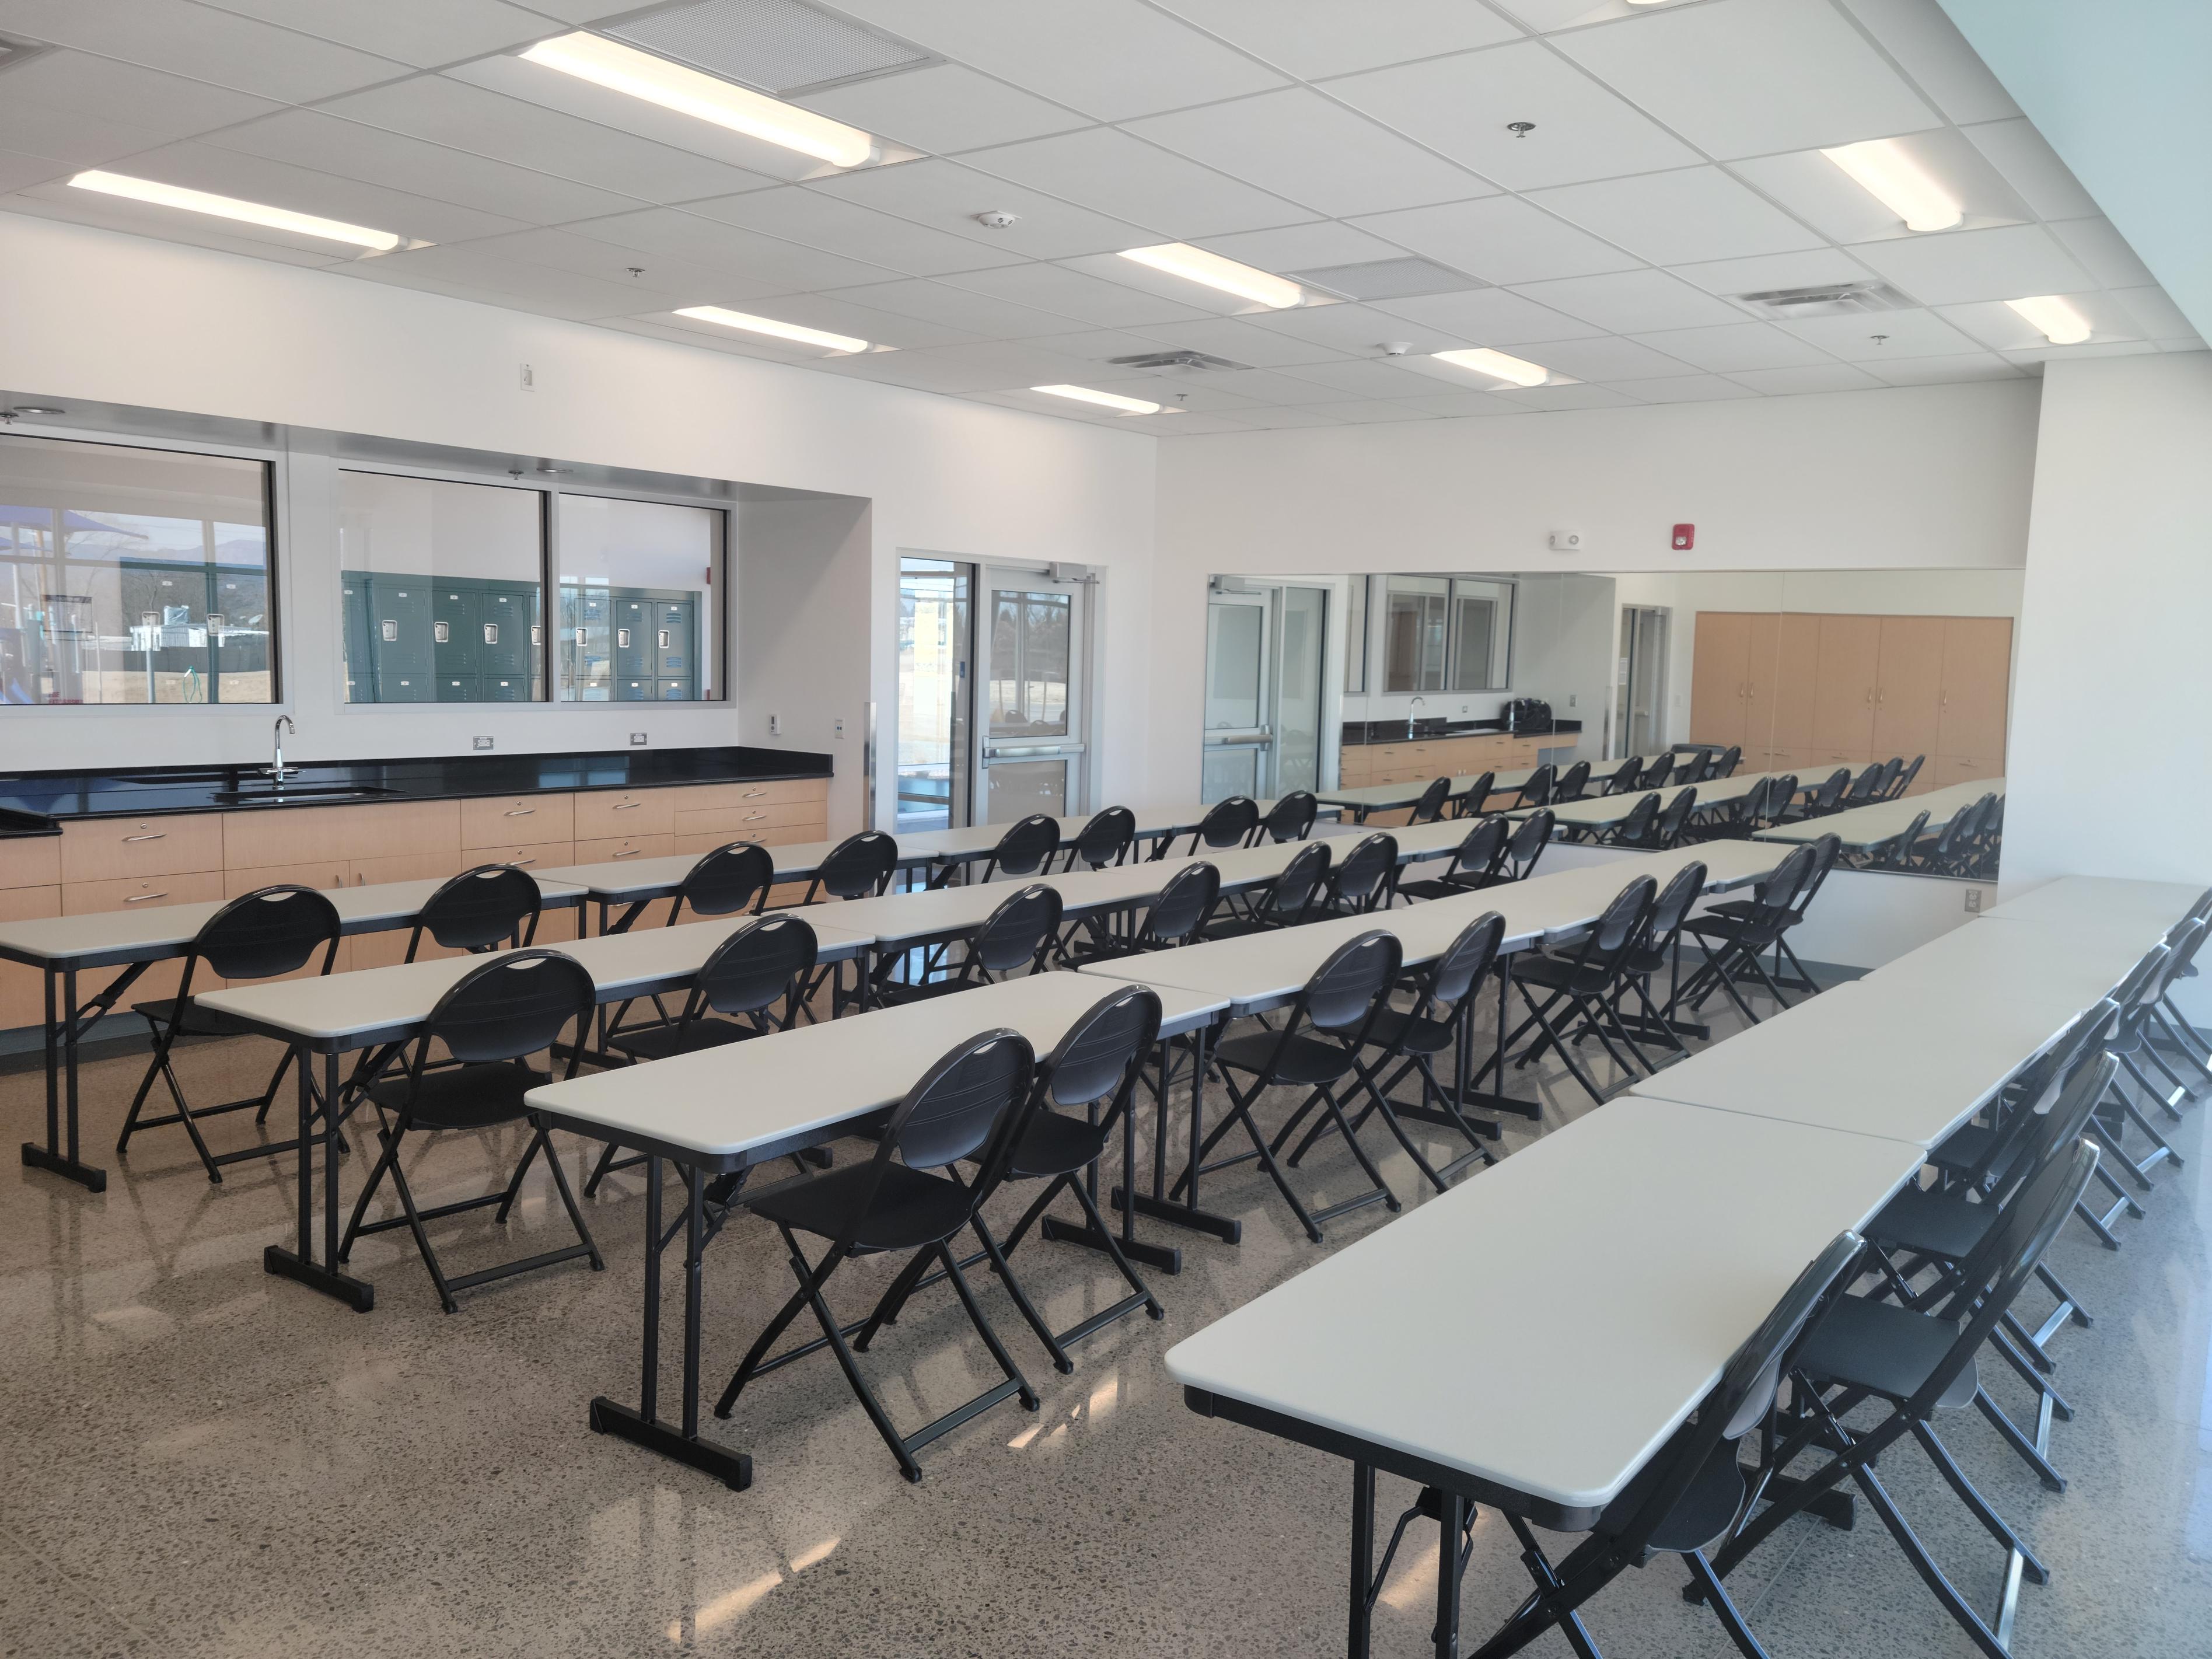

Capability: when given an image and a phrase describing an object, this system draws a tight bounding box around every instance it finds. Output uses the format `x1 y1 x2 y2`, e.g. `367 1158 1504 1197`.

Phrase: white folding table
1318 760 1636 823
0 872 586 1192
1982 874 2204 929
1755 778 2003 852
537 837 934 935
900 798 1334 875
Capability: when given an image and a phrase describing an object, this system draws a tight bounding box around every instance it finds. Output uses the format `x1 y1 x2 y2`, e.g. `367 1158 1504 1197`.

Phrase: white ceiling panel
809 159 1156 262
1728 128 2030 245
1617 374 1762 403
689 288 985 350
962 128 1315 239
1723 362 1883 394
1371 287 1609 346
1486 383 1640 410
1288 399 1438 423
1074 374 1266 413
1665 247 1879 298
1192 219 1411 273
1958 118 2100 221
1627 321 1838 372
1012 327 1183 362
1204 367 1351 403
820 276 1081 337
1350 196 1642 285
0 50 282 160
685 186 1022 277
1846 223 2095 306
0 146 65 191
2046 218 2158 292
1509 270 1748 332
344 242 687 318
1130 410 1255 434
0 0 407 103
1488 0 1697 30
1778 308 1983 359
199 0 558 67
1998 338 2159 367
2110 285 2197 342
626 312 849 365
459 225 788 305
1280 357 1460 399
939 261 1215 327
1935 294 2141 353
1553 0 1941 160
1529 168 1825 265
1235 403 1372 427
1502 334 1696 382
1152 0 1521 80
795 64 1086 155
846 336 1117 390
0 187 351 267
1836 0 2021 125
1323 41 1701 192
1124 88 1492 219
1118 316 1355 367
827 0 1288 121
1390 389 1520 417
1244 301 1469 356
567 207 908 292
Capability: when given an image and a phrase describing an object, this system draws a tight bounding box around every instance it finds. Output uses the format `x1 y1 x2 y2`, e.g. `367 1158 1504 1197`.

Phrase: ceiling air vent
1286 256 1479 302
1732 281 1914 319
604 0 938 96
1105 350 1249 373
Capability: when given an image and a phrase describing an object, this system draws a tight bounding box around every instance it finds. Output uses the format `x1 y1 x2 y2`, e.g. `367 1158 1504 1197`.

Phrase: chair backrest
1298 930 1403 1037
1143 861 1220 945
1455 771 1495 816
1257 792 1318 845
1421 911 1506 1014
1789 833 1843 918
675 841 774 921
1552 875 1657 983
1762 776 1798 826
879 1028 1036 1182
1446 815 1509 884
1612 792 1660 844
1639 860 1707 956
1874 756 1903 797
1734 776 1775 826
190 885 343 988
1260 838 1332 923
1891 755 1924 797
1555 760 1592 801
1196 796 1260 849
811 830 899 901
1991 1045 2116 1204
1812 767 1850 810
1714 745 1742 778
408 865 540 960
694 913 817 1022
987 813 1061 879
1070 805 1137 868
1671 757 1703 786
1409 776 1453 825
1605 759 1643 796
418 948 595 1068
1653 785 1698 845
1503 809 1554 880
1883 809 1930 865
1638 755 1676 790
1741 845 1816 942
2159 916 2209 990
1519 764 1556 808
1842 764 1882 805
969 883 1064 977
1042 983 1163 1110
1328 832 1397 911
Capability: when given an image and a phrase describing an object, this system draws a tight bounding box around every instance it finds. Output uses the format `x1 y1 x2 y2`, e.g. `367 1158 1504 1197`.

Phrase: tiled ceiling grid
0 0 2198 435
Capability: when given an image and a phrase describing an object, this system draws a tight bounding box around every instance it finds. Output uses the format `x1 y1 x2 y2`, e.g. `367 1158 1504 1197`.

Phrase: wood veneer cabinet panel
60 814 225 882
461 794 574 850
0 885 61 1026
1809 614 1880 754
665 778 827 812
0 835 62 890
572 789 676 841
1938 617 2012 762
1769 614 1822 753
1742 613 1781 759
221 799 460 871
1872 616 1946 758
1689 613 1751 746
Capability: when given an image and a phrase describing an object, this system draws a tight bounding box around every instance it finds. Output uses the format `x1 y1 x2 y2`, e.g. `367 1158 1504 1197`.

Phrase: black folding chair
118 885 342 1183
1061 805 1136 871
1783 767 1850 821
1396 816 1507 903
877 883 1062 1004
788 829 898 1012
1316 832 1397 917
1871 755 1903 799
1252 791 1318 845
1698 830 1841 1000
1064 861 1219 966
1517 764 1556 809
714 1028 1040 1482
1886 755 1924 798
660 840 774 927
1168 796 1257 858
337 951 603 1312
1494 809 1554 882
1552 759 1592 802
941 812 1057 888
1603 859 1708 1066
1708 743 1742 779
1638 755 1677 790
1203 839 1330 938
1672 844 1819 1024
1406 776 1453 826
1503 876 1656 1105
1603 758 1645 797
1449 770 1495 818
403 864 543 959
1871 809 1930 869
1591 792 1659 848
1839 763 1883 809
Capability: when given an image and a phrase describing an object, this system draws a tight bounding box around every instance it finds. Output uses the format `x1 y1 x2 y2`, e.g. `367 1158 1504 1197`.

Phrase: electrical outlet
834 718 845 739
472 735 494 751
519 362 534 390
1964 888 1983 913
769 713 781 736
1567 693 1577 708
629 731 647 746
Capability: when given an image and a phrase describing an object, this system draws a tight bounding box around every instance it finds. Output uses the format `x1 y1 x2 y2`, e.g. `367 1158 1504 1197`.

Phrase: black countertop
0 745 833 830
1341 718 1583 746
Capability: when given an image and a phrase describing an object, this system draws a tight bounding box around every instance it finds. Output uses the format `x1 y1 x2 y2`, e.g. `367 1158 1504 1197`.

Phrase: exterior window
0 434 273 705
1383 574 1515 694
555 495 722 703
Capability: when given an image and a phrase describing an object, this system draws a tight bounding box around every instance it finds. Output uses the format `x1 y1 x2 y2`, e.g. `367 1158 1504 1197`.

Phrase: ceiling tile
938 261 1214 327
1280 358 1455 399
1054 249 1283 314
795 63 1088 155
198 0 557 67
1666 248 1878 297
1243 301 1470 356
567 208 906 292
1728 129 2029 245
1501 335 1696 382
1390 389 1521 417
1133 410 1256 434
0 0 406 103
1289 399 1439 423
1723 363 1884 394
1488 0 1692 29
1012 327 1182 362
820 276 1079 337
0 187 351 267
1350 195 1642 285
1324 40 1701 191
1124 88 1491 219
456 225 788 304
1553 0 1941 159
1616 374 1763 403
962 128 1315 239
1485 383 1641 410
1778 308 1983 359
613 312 876 367
1528 167 1824 265
1151 0 1521 79
0 146 67 191
0 50 282 162
1204 367 1351 403
1117 316 1355 367
312 76 781 205
344 242 685 317
1371 287 1609 345
1193 220 1411 273
1959 119 2100 221
1075 374 1266 413
1627 321 1837 372
679 288 984 350
1509 270 1746 332
2046 218 2158 291
1935 294 2141 352
809 158 1156 261
1235 403 1375 428
2000 339 2159 367
2110 285 2196 341
1846 223 2095 306
685 186 1022 277
826 0 1288 121
1836 0 2020 124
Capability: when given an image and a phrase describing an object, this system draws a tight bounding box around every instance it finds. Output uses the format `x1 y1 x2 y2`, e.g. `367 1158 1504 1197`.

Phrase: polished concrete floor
4 979 2209 1658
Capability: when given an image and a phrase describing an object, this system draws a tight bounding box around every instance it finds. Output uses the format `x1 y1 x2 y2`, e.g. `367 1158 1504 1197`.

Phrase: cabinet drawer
572 833 677 865
672 801 824 837
666 778 828 812
572 789 676 841
222 798 460 869
61 814 225 883
1934 755 2003 784
225 861 352 897
352 851 468 888
64 869 229 915
0 834 62 890
460 840 573 871
674 825 824 858
0 885 62 1029
462 794 574 848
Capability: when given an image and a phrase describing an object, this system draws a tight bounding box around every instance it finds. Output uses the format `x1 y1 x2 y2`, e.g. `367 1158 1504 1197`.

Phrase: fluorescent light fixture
1119 243 1304 309
2005 294 2092 345
1032 384 1162 415
675 305 868 353
1431 347 1551 388
1819 139 1962 233
520 32 876 167
68 169 404 251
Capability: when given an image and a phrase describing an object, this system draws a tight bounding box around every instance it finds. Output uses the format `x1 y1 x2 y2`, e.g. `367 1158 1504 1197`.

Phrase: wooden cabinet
1809 615 1879 755
461 793 574 850
60 870 229 1003
0 881 61 1028
59 813 225 883
1767 614 1821 759
573 833 677 865
1688 612 1753 747
1871 616 1946 759
1937 618 2011 763
572 788 676 841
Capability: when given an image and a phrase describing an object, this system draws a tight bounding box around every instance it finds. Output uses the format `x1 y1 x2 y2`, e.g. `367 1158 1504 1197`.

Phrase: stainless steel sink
209 784 401 806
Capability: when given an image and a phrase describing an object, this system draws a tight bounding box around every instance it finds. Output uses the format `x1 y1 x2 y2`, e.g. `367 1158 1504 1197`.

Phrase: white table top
191 913 872 1046
0 872 587 969
537 837 910 902
1166 1096 1920 1517
1983 874 2204 930
897 799 1326 865
526 970 1228 1166
1505 769 1790 829
1755 778 2003 850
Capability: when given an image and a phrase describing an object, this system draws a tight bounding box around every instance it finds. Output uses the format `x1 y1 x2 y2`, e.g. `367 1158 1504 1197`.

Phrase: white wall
1508 572 1616 763
0 212 1156 825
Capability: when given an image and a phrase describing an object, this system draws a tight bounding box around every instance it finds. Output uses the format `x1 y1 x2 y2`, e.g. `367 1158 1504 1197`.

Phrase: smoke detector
974 210 1020 230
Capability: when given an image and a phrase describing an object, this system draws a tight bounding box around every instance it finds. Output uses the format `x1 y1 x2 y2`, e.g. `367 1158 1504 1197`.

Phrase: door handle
123 890 169 903
504 806 535 817
122 832 166 843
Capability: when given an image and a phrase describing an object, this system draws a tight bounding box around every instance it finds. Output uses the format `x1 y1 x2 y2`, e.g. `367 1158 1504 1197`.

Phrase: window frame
1379 572 1517 697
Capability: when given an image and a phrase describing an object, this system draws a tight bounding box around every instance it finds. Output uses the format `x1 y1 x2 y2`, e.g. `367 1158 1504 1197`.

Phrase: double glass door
1202 584 1327 802
979 566 1086 822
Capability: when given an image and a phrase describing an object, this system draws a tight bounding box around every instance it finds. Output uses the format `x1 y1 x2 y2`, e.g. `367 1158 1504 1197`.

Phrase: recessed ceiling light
2005 294 2092 346
520 32 877 167
1119 243 1303 310
67 169 410 251
675 305 869 353
1819 139 1962 233
1431 347 1552 389
1032 384 1162 415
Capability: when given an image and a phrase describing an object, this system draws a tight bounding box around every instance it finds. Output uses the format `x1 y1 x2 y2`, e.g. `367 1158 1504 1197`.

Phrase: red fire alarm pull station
1671 523 1695 550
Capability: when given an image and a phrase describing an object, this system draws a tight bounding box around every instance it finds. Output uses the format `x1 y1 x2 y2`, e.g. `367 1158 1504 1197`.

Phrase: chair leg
337 1119 403 1264
1910 1419 2050 1583
969 1214 1073 1374
717 1236 837 1414
935 1241 1040 1413
536 1123 604 1270
383 1136 460 1314
1683 1550 1772 1659
852 1246 939 1350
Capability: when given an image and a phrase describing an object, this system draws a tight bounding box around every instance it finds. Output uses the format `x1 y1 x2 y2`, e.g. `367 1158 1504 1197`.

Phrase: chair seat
1361 1006 1454 1056
1214 1029 1354 1085
1794 1294 1979 1411
1924 1122 1997 1175
749 1161 973 1253
607 1017 752 1063
1395 875 1483 903
1509 952 1608 997
368 1061 546 1131
1006 1109 1110 1179
1597 1436 1749 1555
872 972 986 1005
1867 1184 1997 1262
1200 916 1284 941
132 996 270 1039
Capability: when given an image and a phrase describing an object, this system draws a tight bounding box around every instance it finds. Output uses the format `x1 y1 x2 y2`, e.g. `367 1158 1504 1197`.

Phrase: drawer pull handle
504 807 535 817
743 789 767 799
124 891 169 903
510 857 536 867
614 848 641 858
123 832 166 843
745 811 767 822
613 801 641 811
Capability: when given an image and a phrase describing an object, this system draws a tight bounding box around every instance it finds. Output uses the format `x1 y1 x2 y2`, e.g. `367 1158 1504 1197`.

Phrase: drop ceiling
0 0 2197 435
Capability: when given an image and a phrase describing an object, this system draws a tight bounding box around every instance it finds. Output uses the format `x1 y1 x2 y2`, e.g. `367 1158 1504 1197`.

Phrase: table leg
1115 1019 1242 1244
21 965 109 1192
261 1040 373 1311
1458 952 1543 1122
590 1153 753 1489
1043 1056 1183 1274
1434 1489 1465 1659
1350 1461 1376 1659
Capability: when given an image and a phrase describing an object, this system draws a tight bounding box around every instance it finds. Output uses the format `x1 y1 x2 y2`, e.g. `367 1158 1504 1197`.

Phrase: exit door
1617 605 1669 759
975 566 1086 822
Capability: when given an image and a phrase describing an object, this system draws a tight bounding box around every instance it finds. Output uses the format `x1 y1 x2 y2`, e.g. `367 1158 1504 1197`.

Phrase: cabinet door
0 885 62 1029
1768 613 1822 752
1937 617 2012 763
1741 613 1781 756
1809 614 1879 753
1689 612 1752 746
1871 615 1945 759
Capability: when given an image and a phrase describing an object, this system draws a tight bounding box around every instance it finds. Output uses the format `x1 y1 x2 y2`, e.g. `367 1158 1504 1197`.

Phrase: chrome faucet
269 715 299 784
1407 695 1427 738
